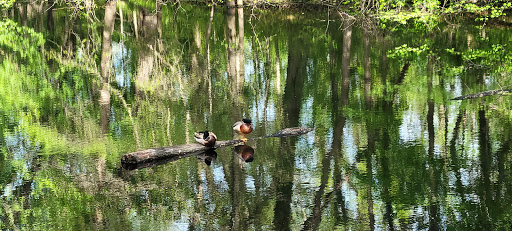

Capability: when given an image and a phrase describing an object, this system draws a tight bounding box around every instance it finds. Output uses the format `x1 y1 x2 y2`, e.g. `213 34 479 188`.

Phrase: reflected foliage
1 2 512 230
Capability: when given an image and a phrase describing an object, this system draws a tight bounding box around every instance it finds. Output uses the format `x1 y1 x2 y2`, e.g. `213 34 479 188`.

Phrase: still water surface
1 3 512 230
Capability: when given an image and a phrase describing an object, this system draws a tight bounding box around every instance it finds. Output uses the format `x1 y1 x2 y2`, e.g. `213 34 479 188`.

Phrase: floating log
122 149 218 170
121 139 243 165
451 89 512 100
122 151 198 170
121 127 314 166
263 127 314 138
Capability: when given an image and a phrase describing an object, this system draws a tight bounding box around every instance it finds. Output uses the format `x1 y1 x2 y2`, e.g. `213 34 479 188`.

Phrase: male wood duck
233 118 253 142
194 131 217 147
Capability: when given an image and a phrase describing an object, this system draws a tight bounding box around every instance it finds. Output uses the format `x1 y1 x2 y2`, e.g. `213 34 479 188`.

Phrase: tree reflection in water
2 2 512 230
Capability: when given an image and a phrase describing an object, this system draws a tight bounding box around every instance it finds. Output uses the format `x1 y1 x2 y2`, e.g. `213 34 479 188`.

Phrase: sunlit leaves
388 44 429 60
0 19 44 65
443 0 512 23
447 44 512 71
2 2 512 230
0 60 40 115
0 0 15 9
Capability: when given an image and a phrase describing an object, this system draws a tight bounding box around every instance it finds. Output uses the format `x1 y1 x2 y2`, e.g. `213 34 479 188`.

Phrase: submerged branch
450 89 512 100
396 62 410 85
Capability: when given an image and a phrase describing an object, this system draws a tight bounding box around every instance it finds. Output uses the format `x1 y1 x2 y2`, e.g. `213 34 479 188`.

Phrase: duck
194 131 217 147
233 118 253 142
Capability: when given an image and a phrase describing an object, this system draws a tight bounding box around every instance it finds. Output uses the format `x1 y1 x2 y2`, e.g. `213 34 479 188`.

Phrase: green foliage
338 0 512 28
0 19 44 64
3 2 512 230
388 44 429 60
124 0 158 11
0 18 47 122
447 44 512 71
444 0 512 23
0 0 15 9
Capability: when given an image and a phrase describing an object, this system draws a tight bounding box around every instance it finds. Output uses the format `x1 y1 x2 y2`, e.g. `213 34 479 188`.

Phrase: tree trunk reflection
274 24 307 231
135 8 158 92
237 4 245 87
478 109 492 229
363 29 373 107
427 56 440 230
97 1 116 227
226 7 239 100
99 0 116 134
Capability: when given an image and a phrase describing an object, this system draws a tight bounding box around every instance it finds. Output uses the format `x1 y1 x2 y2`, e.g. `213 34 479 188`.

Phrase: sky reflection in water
1 2 512 230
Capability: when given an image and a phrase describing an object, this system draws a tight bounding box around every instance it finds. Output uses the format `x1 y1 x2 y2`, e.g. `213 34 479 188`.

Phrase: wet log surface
121 127 313 168
122 149 218 170
121 140 243 164
451 89 512 100
263 126 314 138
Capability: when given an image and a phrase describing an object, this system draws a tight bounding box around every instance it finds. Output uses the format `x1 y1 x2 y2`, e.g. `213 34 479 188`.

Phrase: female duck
233 118 253 142
194 131 217 147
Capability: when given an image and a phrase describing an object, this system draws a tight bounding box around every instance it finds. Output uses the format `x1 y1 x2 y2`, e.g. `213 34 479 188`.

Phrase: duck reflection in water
196 149 218 166
234 145 254 163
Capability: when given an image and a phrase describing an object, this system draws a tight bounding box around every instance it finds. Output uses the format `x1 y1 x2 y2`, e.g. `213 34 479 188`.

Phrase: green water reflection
1 2 512 230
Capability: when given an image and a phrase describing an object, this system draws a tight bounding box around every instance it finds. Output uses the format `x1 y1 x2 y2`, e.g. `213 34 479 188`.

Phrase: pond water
1 2 512 230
